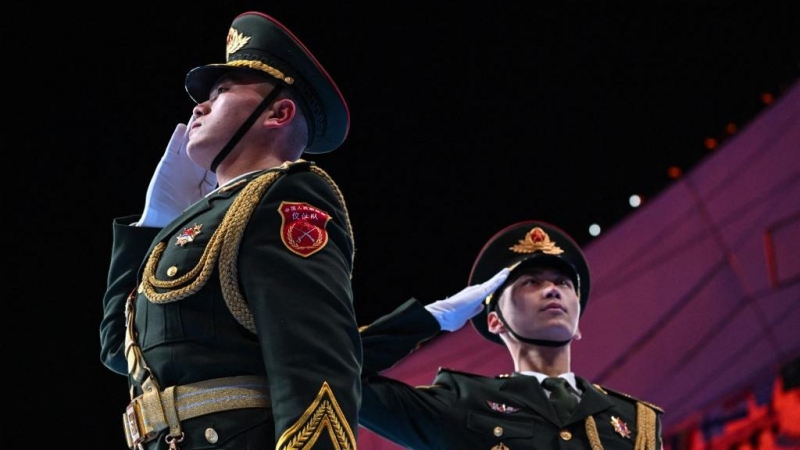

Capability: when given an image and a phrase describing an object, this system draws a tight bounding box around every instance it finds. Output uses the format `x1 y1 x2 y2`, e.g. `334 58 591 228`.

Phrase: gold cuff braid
277 381 356 450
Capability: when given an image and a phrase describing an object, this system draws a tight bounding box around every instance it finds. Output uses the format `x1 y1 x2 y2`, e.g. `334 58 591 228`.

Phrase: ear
487 311 505 335
573 327 582 341
264 98 296 127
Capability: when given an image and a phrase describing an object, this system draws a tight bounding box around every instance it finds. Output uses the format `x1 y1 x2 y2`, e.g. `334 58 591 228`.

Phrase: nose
543 284 561 299
192 102 209 118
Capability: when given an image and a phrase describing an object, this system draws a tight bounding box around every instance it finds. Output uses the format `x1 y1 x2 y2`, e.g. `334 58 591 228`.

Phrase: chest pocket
136 290 219 350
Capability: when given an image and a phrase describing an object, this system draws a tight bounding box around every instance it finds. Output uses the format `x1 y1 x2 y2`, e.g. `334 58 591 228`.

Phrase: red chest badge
278 202 331 257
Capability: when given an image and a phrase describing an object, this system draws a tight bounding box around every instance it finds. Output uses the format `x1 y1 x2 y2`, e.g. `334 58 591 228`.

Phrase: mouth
187 121 201 137
541 302 566 313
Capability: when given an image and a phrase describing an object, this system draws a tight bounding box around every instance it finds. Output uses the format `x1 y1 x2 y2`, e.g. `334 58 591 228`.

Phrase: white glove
425 268 511 332
137 118 217 227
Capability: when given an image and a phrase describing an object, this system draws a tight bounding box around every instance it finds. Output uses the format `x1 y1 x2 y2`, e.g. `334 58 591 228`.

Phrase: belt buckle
125 403 143 448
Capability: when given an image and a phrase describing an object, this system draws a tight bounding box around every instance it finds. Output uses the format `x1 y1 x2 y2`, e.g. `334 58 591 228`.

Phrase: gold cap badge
509 227 564 255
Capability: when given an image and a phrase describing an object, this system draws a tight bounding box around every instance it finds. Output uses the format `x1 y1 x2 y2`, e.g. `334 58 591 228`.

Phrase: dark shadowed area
9 2 798 448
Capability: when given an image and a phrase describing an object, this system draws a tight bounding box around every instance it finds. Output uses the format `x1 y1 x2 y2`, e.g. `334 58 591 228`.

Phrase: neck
215 151 295 187
508 342 572 377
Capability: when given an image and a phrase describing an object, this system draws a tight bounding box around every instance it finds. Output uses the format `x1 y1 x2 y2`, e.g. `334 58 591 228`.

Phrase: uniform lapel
570 377 614 422
499 375 615 426
499 373 561 426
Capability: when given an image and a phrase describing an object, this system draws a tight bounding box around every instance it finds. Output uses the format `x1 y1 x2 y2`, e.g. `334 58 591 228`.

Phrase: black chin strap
210 84 285 173
494 305 572 347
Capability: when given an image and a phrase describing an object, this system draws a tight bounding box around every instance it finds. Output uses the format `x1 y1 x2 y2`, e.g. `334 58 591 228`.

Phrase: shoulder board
594 384 664 413
282 159 314 173
436 367 500 380
248 159 314 177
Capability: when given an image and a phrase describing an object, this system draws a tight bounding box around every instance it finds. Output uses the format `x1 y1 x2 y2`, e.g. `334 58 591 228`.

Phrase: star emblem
175 224 203 247
611 416 631 438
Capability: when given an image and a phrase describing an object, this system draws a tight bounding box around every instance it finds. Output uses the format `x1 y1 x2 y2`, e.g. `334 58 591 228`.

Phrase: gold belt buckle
125 403 143 448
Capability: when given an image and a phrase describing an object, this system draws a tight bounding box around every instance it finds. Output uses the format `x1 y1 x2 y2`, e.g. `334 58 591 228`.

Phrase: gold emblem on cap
509 227 564 255
226 27 250 58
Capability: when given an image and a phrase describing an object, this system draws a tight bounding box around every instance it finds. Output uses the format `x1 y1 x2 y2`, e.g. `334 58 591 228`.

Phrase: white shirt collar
517 371 580 394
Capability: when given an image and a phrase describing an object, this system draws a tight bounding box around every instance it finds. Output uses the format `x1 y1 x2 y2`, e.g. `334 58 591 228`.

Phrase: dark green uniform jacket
360 299 663 450
100 160 361 449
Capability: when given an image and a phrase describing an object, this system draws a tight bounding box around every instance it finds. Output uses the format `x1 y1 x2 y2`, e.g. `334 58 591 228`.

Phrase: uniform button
493 426 503 437
560 430 572 440
204 428 219 444
167 266 178 277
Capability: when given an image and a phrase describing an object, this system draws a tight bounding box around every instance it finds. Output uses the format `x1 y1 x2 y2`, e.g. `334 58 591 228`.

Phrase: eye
208 85 230 101
519 276 540 286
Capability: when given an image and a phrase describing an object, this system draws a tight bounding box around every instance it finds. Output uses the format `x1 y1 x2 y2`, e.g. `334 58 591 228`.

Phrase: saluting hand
137 117 218 227
425 268 510 332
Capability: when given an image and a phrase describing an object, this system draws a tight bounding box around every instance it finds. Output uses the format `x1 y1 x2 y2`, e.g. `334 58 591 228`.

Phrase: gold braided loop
140 162 354 335
140 232 224 302
141 160 355 333
220 166 356 332
584 415 604 450
218 171 282 333
635 402 657 450
140 173 280 309
308 165 355 273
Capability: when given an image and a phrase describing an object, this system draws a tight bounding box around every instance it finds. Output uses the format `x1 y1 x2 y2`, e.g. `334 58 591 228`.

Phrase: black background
9 1 798 447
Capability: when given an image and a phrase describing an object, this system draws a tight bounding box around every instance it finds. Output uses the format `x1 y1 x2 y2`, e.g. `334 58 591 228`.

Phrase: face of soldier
186 72 278 171
490 267 582 343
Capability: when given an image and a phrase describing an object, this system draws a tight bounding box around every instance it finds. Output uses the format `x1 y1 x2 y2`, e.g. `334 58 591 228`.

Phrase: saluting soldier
99 11 361 449
360 220 664 449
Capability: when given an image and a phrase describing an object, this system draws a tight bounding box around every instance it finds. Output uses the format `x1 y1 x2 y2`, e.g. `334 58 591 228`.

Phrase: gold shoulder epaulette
594 384 664 413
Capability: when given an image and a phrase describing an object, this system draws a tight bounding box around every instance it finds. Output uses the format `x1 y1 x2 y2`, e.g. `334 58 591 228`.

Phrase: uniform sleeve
99 215 160 375
358 300 451 449
360 371 455 449
360 298 441 374
238 168 361 449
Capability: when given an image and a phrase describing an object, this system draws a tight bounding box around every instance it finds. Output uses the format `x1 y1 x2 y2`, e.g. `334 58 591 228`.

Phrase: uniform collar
516 371 580 394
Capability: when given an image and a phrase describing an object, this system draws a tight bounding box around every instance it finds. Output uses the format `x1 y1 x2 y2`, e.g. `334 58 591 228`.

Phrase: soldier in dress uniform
99 11 361 449
359 220 664 449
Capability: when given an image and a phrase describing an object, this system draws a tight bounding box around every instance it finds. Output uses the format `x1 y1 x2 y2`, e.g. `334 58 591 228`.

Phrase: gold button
560 430 572 440
493 426 503 437
204 428 219 444
167 266 178 277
